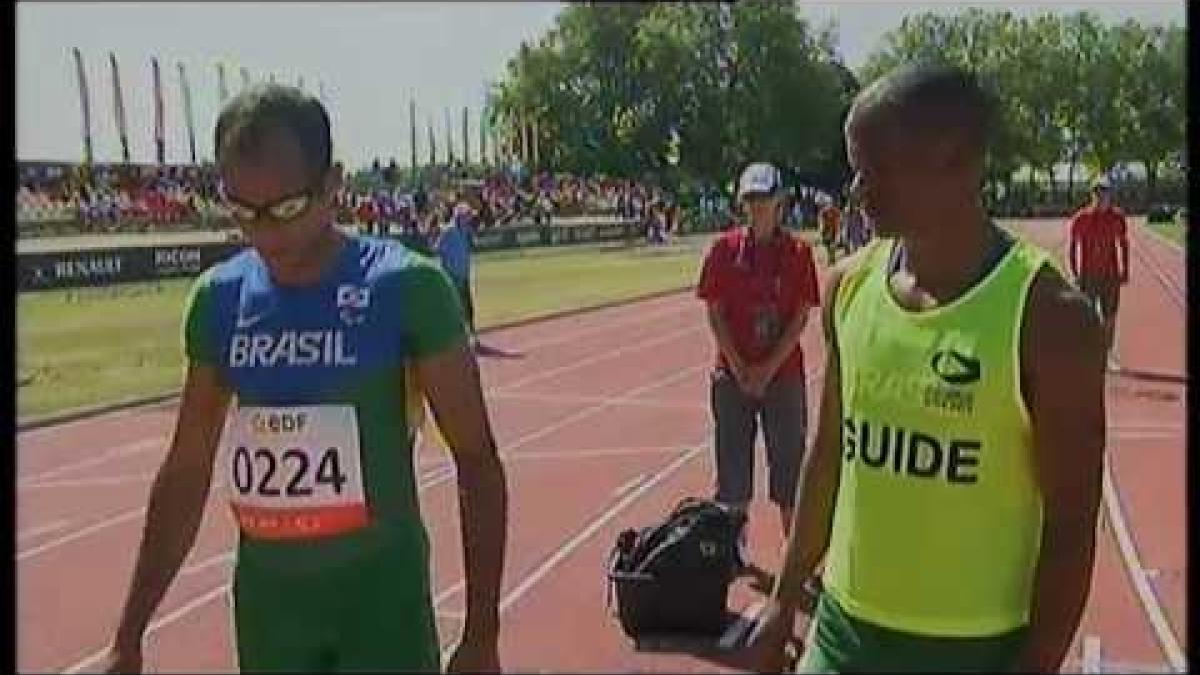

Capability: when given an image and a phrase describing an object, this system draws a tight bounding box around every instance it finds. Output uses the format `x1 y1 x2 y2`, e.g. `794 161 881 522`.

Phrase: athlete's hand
744 600 798 673
727 363 754 395
445 636 501 673
741 364 773 400
98 642 143 674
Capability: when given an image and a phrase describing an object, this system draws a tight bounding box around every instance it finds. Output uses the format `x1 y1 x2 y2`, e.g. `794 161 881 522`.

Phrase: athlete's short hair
214 84 332 180
851 62 996 161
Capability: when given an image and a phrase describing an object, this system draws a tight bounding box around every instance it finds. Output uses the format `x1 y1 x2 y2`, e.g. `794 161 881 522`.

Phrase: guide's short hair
852 62 996 159
214 84 331 180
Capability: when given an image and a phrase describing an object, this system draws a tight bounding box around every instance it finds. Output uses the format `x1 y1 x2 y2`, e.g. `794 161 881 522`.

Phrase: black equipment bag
606 498 746 638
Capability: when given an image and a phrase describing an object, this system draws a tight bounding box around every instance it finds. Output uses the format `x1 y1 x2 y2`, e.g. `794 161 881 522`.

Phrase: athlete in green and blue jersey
103 84 507 673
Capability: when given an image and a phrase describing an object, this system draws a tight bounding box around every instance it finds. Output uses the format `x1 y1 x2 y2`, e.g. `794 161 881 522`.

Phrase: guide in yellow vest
747 63 1107 672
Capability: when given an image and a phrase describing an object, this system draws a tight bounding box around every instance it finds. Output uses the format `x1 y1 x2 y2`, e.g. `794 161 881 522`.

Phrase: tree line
487 1 1185 208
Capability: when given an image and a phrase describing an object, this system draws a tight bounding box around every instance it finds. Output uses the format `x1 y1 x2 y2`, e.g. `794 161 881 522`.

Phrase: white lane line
18 437 165 485
611 473 647 499
49 318 713 672
57 361 823 672
1108 423 1185 433
719 600 767 651
18 507 146 562
440 443 707 665
21 473 156 490
433 366 827 650
1109 429 1185 442
420 362 708 494
17 519 72 542
490 390 706 412
63 583 234 674
1102 456 1187 672
1081 635 1103 674
500 446 701 614
494 302 690 353
23 323 707 562
416 446 685 472
52 357 713 672
19 400 177 440
492 323 703 394
1129 233 1185 310
180 551 236 577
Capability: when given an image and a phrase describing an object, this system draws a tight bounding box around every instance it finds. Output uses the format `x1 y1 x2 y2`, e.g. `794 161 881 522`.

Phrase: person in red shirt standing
1069 177 1129 370
697 162 821 541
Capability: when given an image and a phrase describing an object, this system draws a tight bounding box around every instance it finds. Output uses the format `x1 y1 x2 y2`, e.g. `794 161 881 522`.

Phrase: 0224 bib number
230 446 348 498
224 405 368 539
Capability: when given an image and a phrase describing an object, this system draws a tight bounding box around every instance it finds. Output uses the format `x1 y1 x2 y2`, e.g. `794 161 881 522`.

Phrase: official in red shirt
1068 178 1129 367
697 162 820 539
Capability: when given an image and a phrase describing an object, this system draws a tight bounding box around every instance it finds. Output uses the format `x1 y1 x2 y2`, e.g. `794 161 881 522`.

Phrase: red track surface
17 220 1185 673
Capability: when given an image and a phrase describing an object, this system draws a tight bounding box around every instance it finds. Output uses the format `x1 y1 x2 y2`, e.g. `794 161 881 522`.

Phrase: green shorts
232 528 440 672
797 592 1027 673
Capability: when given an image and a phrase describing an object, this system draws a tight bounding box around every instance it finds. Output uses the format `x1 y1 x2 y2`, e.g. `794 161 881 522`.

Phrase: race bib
223 405 369 540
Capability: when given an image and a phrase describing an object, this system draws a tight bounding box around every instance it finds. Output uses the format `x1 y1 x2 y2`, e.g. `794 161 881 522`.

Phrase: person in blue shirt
436 202 477 341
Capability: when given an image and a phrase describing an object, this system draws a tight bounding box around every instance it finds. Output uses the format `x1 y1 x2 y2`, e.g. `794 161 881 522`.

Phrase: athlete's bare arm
1016 266 1106 672
105 363 232 672
748 254 853 671
416 342 507 670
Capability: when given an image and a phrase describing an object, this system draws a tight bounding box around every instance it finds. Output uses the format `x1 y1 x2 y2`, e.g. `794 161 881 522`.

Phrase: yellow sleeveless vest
825 235 1048 637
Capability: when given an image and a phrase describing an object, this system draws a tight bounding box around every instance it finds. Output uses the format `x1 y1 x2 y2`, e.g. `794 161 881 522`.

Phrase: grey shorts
710 367 808 509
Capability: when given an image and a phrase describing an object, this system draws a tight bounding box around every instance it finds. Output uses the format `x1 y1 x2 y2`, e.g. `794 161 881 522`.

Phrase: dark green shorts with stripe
797 592 1028 673
232 527 440 673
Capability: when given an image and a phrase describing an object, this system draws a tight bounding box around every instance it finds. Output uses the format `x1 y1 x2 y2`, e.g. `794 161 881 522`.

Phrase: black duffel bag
606 498 746 639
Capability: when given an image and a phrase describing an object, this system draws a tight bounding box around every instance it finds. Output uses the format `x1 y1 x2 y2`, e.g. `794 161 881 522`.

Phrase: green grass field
17 235 719 422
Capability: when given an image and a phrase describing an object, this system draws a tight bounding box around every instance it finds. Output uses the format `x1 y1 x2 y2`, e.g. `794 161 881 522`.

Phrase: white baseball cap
737 162 783 200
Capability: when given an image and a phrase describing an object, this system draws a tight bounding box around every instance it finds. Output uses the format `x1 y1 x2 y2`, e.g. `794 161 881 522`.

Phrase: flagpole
458 106 468 168
479 108 487 169
151 57 165 165
217 62 230 103
444 107 453 166
72 48 94 166
109 52 130 163
428 118 436 167
178 62 198 164
409 98 417 176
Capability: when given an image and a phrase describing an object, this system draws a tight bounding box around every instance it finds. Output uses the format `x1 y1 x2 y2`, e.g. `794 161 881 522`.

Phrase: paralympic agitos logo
930 349 982 386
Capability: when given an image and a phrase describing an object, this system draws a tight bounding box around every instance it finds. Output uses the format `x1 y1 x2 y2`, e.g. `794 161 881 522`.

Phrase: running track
16 220 1185 673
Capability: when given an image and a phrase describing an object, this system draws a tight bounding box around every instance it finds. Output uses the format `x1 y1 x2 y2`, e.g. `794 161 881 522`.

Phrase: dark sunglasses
220 180 327 224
